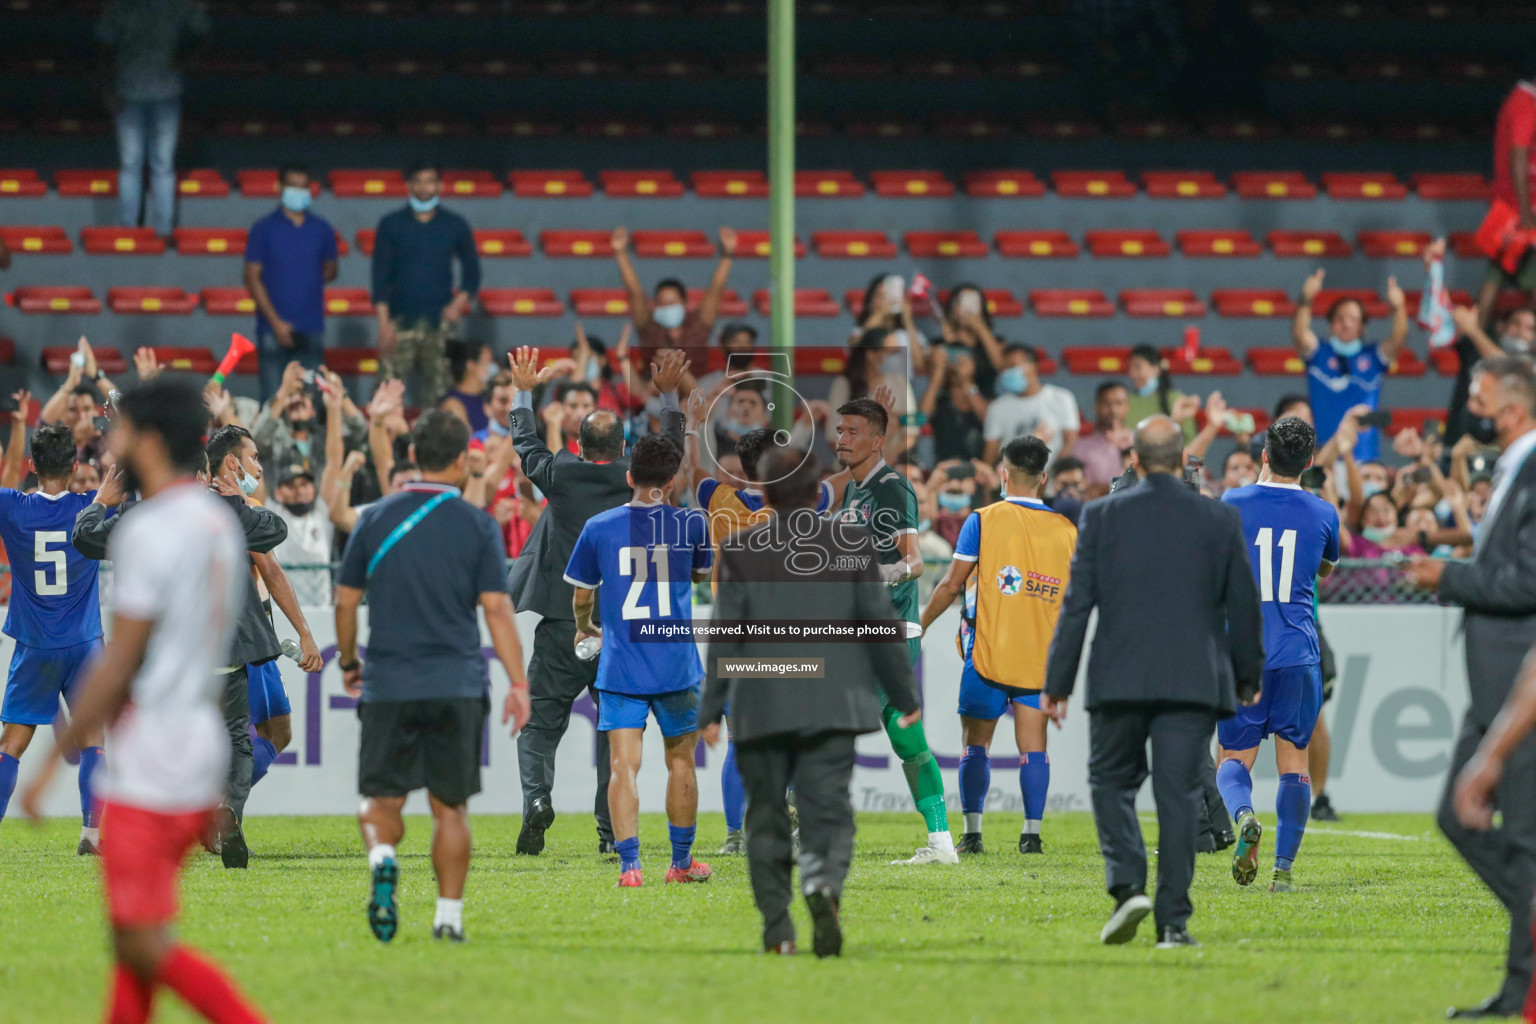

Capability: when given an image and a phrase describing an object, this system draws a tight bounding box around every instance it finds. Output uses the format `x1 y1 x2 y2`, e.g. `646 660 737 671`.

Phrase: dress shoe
1446 994 1520 1019
516 797 555 855
764 940 796 955
804 886 842 958
1155 927 1200 949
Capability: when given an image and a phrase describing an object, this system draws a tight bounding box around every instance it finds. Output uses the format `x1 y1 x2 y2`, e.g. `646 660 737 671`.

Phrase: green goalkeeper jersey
839 458 920 624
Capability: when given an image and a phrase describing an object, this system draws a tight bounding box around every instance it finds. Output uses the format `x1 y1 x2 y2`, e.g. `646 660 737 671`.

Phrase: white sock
368 843 396 868
963 813 983 833
434 897 463 930
1023 820 1042 836
929 830 955 853
81 826 99 843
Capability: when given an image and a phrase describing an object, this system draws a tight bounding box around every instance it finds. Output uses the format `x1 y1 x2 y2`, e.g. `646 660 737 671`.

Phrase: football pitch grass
0 811 1507 1024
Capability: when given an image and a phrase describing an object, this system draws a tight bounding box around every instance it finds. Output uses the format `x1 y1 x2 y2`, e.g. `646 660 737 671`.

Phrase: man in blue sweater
371 161 481 404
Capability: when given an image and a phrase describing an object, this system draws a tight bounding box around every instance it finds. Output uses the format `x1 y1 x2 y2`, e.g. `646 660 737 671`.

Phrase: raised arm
1381 276 1410 362
366 378 402 495
327 449 366 535
1293 269 1324 357
1186 390 1226 463
1 390 30 491
696 227 737 328
40 339 88 425
611 226 652 331
507 346 561 492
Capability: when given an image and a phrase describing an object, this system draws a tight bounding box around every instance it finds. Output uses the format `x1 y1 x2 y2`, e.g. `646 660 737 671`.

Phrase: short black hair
1050 455 1085 478
732 378 768 400
71 384 98 401
838 397 888 435
1265 416 1318 478
1221 446 1255 475
118 377 218 474
629 434 682 487
560 381 597 403
277 162 310 185
205 424 255 473
579 410 625 461
405 159 441 179
411 409 469 472
1003 436 1050 477
720 323 757 345
1003 342 1037 364
735 428 773 480
389 461 418 481
1273 393 1310 420
762 448 821 509
31 424 77 479
1095 380 1128 401
654 277 687 300
1326 296 1368 324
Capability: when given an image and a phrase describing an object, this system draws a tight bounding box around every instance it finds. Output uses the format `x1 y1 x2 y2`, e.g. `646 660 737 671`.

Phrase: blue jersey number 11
1254 527 1296 603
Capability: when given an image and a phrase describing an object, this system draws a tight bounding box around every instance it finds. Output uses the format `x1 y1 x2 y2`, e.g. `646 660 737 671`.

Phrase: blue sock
1275 772 1311 871
668 823 696 870
1216 758 1255 822
0 753 17 823
78 746 104 828
616 836 641 873
958 745 990 819
1019 752 1050 830
251 737 278 787
721 741 745 833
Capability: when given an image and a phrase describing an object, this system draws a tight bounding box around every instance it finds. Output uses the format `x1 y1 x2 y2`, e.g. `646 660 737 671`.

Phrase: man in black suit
1407 355 1536 1019
505 345 689 855
701 447 921 957
1043 416 1264 949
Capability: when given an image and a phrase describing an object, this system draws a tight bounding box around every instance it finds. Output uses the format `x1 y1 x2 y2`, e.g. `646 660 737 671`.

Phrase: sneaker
1311 792 1340 823
1155 926 1200 949
718 829 745 855
763 940 796 955
957 832 985 855
367 857 399 943
1099 893 1152 945
664 859 713 883
432 924 465 943
516 797 554 856
1269 868 1295 893
1232 812 1262 887
1019 834 1043 855
77 836 100 857
618 868 643 888
891 843 959 866
804 886 843 958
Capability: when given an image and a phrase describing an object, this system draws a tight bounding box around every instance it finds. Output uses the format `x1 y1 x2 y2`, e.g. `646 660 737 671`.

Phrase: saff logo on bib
997 565 1023 595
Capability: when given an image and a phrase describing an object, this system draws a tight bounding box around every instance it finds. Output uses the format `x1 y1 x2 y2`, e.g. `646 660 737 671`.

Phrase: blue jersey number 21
34 530 68 596
619 545 671 619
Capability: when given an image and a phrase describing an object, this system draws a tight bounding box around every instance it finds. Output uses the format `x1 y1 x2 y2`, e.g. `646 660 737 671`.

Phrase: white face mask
653 303 686 330
238 470 259 496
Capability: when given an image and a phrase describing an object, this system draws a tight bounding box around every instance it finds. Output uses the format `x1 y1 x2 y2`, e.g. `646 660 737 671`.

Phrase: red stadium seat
1451 231 1483 259
0 169 47 197
871 170 955 198
173 228 247 256
480 288 564 316
1387 349 1428 377
687 288 748 317
665 117 743 140
1030 289 1113 317
150 346 217 371
795 171 864 198
1247 347 1307 375
575 119 653 139
571 289 632 316
600 170 684 197
485 115 562 138
934 115 1014 140
42 344 121 373
1405 288 1473 310
541 230 614 257
995 230 1078 258
1494 291 1531 314
1085 229 1169 258
442 172 504 198
1411 172 1489 201
844 290 935 319
474 230 533 257
905 230 987 257
812 231 896 258
1165 346 1241 375
752 288 840 317
236 169 288 197
355 229 376 255
1212 289 1297 317
1202 116 1282 141
108 287 198 314
330 169 407 198
1314 288 1390 318
1114 118 1188 141
844 117 923 139
323 288 373 315
1142 170 1226 199
14 287 101 315
216 117 297 138
0 226 71 254
692 170 769 198
1358 230 1432 258
278 52 354 76
324 349 382 375
201 288 257 315
81 227 164 255
509 170 594 197
399 117 476 139
1120 288 1206 317
1322 172 1407 200
1268 230 1352 258
1062 346 1132 374
1430 347 1460 376
0 338 15 366
1232 171 1317 200
962 170 1046 198
1052 170 1136 198
1390 408 1446 435
177 169 230 197
1027 115 1101 140
936 288 1024 318
55 169 117 197
731 230 806 258
1178 230 1261 257
307 118 386 138
632 230 715 257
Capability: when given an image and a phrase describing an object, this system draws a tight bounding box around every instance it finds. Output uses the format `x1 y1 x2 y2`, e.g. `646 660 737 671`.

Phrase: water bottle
280 638 303 662
574 635 602 662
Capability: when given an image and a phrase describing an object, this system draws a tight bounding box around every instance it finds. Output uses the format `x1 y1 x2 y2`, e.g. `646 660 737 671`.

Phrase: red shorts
99 801 214 929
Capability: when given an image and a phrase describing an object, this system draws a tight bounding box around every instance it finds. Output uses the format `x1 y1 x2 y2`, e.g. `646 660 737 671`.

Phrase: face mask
479 362 496 384
408 195 440 214
998 366 1027 395
1501 333 1532 354
653 303 686 330
1468 417 1499 445
280 185 312 213
292 437 311 458
721 417 758 436
283 500 315 517
1328 336 1363 358
488 418 510 437
1362 524 1395 544
937 492 970 514
237 470 259 497
1234 475 1257 489
917 517 932 533
1135 378 1159 398
1361 482 1385 499
586 356 601 380
880 352 905 377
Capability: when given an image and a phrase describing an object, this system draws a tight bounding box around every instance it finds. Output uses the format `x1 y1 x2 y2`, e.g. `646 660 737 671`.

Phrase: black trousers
516 617 612 841
219 666 253 821
737 731 858 948
1437 712 1536 1008
1088 704 1216 932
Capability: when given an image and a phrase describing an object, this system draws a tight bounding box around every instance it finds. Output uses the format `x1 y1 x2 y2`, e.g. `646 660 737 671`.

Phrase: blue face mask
1362 524 1394 544
1329 336 1363 358
937 491 971 514
408 194 440 214
1135 378 1159 398
997 365 1027 395
280 185 312 213
653 303 686 330
1361 482 1384 499
238 470 259 497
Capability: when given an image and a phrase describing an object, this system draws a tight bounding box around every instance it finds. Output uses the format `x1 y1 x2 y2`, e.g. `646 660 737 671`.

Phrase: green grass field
0 811 1508 1024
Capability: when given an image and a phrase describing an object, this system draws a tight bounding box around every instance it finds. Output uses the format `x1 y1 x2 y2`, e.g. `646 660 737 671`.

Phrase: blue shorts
247 659 291 725
597 686 700 738
1 639 102 726
956 659 1040 720
1218 663 1323 752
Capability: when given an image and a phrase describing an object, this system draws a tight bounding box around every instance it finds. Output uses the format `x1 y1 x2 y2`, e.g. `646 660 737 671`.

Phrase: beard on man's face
118 454 142 495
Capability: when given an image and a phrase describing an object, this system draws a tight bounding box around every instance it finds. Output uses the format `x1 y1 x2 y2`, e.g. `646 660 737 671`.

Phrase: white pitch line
1305 827 1424 842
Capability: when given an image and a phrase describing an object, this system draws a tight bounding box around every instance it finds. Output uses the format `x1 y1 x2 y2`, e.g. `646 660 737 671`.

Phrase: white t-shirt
273 497 333 568
97 482 245 813
983 385 1081 457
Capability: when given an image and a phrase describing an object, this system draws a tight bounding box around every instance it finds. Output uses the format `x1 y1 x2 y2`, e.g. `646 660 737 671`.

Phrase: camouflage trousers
382 317 453 405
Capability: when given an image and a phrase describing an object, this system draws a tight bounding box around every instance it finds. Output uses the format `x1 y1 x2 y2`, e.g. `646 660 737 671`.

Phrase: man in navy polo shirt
244 163 339 400
335 410 530 945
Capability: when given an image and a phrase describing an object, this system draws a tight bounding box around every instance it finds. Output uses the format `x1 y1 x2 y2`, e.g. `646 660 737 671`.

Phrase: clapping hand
367 378 405 420
133 347 161 381
650 348 691 394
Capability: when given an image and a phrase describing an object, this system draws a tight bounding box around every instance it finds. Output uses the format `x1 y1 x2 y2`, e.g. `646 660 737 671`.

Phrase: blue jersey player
1218 416 1341 893
566 435 714 888
0 420 111 853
